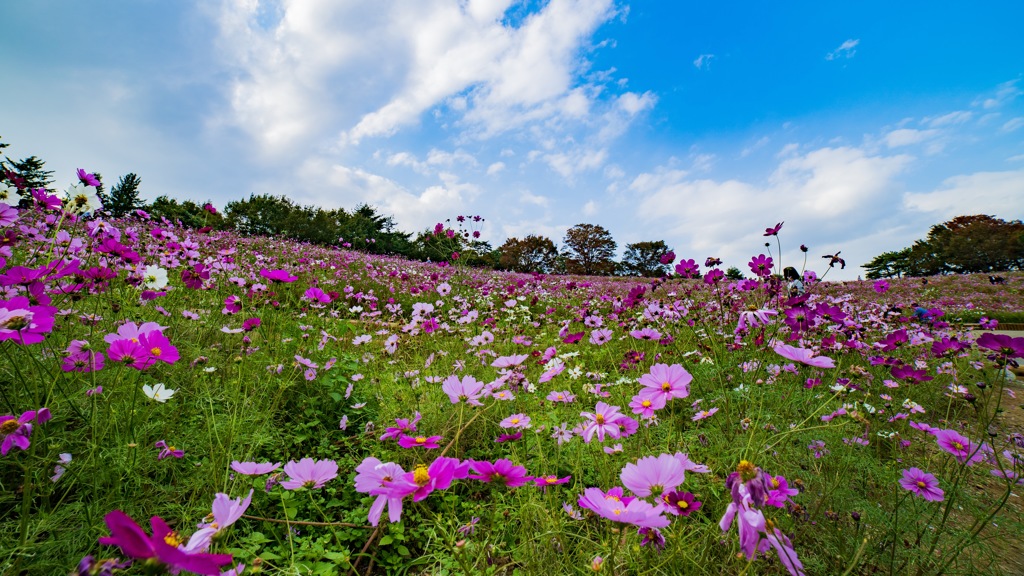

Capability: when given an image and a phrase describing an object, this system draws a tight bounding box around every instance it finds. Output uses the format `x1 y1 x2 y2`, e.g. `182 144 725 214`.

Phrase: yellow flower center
1 419 19 434
661 381 671 391
737 460 757 481
413 464 430 485
415 436 426 444
771 478 780 489
595 414 605 424
151 347 162 357
545 476 558 484
641 400 651 408
510 418 519 425
952 442 964 451
916 481 926 489
164 532 182 547
678 500 689 509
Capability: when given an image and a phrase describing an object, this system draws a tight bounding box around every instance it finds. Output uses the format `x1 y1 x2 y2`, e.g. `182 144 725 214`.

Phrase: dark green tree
863 248 912 279
107 173 144 217
618 240 671 277
725 266 745 280
148 196 225 229
562 224 617 276
4 156 55 206
499 235 560 273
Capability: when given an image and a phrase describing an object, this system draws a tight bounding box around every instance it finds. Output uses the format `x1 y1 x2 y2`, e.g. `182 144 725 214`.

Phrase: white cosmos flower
143 382 176 403
143 265 169 290
63 183 102 215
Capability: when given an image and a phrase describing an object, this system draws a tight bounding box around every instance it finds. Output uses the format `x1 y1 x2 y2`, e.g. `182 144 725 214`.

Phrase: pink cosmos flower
629 394 666 419
692 407 719 421
185 490 254 553
620 454 687 497
303 286 332 303
589 328 613 345
1 410 36 455
354 457 415 526
534 474 571 488
0 297 58 345
772 342 835 369
61 350 105 372
491 354 528 368
763 222 783 236
934 429 985 465
398 434 442 449
154 440 184 460
230 461 281 475
77 168 101 187
765 474 799 507
674 453 711 473
899 468 944 501
638 363 692 402
630 327 662 341
580 402 625 443
280 458 339 489
546 390 576 403
99 511 233 575
468 459 532 487
442 375 485 406
500 414 531 429
579 487 670 528
380 413 422 441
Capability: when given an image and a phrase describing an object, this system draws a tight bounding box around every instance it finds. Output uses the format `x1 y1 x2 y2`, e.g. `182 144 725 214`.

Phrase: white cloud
903 169 1024 220
216 0 625 153
519 191 550 207
926 110 972 127
544 147 608 180
883 128 939 148
826 39 859 61
974 80 1021 110
1001 117 1024 133
582 200 598 216
693 54 714 70
631 145 912 271
486 161 506 175
298 158 479 233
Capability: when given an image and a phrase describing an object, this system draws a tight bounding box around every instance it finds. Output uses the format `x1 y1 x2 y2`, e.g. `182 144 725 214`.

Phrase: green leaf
378 535 393 546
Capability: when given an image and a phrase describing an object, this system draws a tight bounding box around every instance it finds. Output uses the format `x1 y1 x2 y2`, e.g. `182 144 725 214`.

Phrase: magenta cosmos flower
281 458 339 489
404 456 470 501
380 412 421 441
398 434 442 449
0 297 57 345
772 342 835 369
469 459 533 487
629 393 667 419
934 429 986 465
534 474 571 488
1 410 36 455
99 510 233 575
662 490 702 517
976 333 1024 362
620 453 687 497
638 363 692 402
442 375 485 406
259 268 298 283
748 254 774 277
899 468 944 501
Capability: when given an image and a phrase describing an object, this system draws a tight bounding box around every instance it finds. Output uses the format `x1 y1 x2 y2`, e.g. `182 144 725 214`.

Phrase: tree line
863 215 1024 278
0 140 682 277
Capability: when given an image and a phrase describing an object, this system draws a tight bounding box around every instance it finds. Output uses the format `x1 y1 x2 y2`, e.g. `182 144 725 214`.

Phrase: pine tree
108 173 143 217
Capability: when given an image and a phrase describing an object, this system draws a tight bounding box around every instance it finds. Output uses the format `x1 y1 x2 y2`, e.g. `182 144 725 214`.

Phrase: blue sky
2 0 1022 279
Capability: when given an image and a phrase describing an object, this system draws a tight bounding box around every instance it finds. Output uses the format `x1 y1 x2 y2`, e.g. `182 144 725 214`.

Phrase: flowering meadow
1 172 1024 576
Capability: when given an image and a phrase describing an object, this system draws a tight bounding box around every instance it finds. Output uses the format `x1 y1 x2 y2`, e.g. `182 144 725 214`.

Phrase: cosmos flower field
1 174 1023 575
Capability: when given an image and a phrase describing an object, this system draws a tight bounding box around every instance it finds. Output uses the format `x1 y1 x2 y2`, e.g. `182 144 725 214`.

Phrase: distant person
783 267 804 297
989 275 1005 285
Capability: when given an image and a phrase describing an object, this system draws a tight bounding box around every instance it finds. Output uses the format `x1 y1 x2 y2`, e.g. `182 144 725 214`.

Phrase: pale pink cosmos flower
771 342 835 369
280 458 338 490
638 363 692 402
620 454 687 497
442 375 485 406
